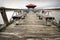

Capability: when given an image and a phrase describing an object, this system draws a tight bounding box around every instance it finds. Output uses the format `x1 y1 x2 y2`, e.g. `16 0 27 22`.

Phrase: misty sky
0 0 60 24
0 0 60 9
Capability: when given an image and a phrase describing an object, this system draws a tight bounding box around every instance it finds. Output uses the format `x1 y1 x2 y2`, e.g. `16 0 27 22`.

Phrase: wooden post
58 21 60 27
1 8 9 25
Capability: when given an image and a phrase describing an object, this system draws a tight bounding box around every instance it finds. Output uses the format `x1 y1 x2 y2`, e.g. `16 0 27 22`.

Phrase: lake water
50 11 60 23
0 11 60 24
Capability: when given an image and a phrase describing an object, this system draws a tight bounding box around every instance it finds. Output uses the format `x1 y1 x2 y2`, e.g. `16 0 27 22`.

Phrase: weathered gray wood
1 9 9 25
0 9 59 40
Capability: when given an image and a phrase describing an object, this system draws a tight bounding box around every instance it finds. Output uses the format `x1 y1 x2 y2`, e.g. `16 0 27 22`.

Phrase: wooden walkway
0 12 60 40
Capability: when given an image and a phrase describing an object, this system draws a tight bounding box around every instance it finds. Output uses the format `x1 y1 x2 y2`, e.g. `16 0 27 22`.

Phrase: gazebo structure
26 4 36 9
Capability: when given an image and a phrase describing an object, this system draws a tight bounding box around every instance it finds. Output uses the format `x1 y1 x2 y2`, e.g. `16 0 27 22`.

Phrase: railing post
58 21 60 27
1 8 9 25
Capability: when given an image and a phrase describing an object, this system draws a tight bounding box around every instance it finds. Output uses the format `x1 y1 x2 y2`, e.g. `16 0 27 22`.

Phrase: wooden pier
0 7 60 40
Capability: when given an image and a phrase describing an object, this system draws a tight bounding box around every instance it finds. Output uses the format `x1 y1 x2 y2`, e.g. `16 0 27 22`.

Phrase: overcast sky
0 0 60 9
0 0 60 24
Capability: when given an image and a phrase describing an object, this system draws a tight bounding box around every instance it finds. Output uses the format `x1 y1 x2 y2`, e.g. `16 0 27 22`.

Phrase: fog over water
50 11 60 23
0 0 60 24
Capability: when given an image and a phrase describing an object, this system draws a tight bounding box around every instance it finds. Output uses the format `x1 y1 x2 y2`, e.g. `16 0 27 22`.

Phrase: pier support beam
1 8 9 25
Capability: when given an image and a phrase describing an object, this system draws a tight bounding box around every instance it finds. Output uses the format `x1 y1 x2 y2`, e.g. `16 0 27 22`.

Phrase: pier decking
0 12 60 40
